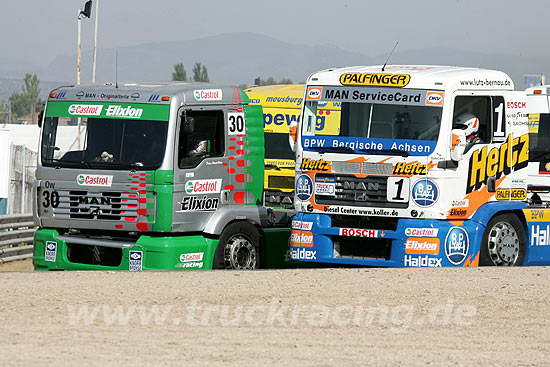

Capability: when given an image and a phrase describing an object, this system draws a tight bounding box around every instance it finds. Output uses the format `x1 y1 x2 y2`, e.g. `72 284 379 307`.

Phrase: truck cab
290 65 550 267
34 82 292 270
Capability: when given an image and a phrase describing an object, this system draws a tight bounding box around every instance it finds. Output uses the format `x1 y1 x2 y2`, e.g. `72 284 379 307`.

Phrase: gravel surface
1 267 549 366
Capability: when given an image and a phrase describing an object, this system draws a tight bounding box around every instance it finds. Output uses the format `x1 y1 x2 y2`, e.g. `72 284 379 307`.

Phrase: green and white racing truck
33 82 294 270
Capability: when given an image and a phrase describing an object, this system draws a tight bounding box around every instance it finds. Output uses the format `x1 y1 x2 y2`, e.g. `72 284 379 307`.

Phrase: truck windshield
41 116 168 170
301 88 443 156
265 132 295 161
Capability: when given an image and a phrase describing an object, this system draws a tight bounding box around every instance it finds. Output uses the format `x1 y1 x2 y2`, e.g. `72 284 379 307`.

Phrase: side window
529 113 550 164
178 110 224 168
453 96 505 144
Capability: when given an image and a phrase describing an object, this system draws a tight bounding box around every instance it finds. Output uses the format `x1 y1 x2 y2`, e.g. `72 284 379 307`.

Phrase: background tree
172 63 187 81
192 62 210 82
9 73 42 122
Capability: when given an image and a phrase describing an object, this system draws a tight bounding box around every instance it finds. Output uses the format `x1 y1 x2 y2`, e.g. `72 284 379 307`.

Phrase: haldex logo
68 104 103 116
105 105 143 119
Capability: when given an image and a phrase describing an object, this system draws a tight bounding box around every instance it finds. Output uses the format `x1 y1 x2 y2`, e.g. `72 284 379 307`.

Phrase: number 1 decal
387 177 410 203
494 102 504 137
228 112 246 135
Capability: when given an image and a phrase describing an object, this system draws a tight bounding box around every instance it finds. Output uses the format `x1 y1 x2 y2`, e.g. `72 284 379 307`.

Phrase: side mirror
450 129 466 161
37 109 44 128
180 110 194 134
288 120 297 153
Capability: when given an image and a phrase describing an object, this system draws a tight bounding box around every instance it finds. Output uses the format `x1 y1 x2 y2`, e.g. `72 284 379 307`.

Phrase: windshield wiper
307 146 355 153
358 148 410 157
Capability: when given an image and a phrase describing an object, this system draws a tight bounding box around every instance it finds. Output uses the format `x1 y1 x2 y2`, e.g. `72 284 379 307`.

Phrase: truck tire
479 213 526 266
213 221 261 270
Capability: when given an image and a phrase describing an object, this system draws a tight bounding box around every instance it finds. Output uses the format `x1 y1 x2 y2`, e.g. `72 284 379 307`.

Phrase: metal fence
8 144 37 214
0 213 35 263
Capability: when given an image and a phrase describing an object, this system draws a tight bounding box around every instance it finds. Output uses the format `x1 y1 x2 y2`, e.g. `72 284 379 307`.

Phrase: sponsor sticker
290 230 314 247
403 254 442 267
129 250 143 271
105 105 143 119
180 252 204 262
300 158 331 171
425 91 444 106
467 134 529 194
291 220 313 230
392 162 427 175
339 73 410 87
404 228 439 237
185 179 222 195
405 237 440 255
68 104 103 116
451 199 469 208
339 228 379 238
495 188 527 201
411 179 439 207
45 241 57 262
523 209 550 222
296 174 313 201
290 248 317 260
193 89 222 101
444 227 469 265
177 196 219 212
306 87 322 100
77 174 113 187
530 224 550 246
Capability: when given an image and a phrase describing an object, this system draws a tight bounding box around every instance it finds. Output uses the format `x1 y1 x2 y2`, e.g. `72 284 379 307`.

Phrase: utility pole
92 0 99 83
76 1 92 148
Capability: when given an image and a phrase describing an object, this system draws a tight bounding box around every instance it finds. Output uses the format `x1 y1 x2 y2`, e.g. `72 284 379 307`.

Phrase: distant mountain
0 32 548 99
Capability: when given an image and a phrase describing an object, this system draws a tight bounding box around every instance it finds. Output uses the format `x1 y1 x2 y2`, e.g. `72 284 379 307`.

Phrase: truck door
173 107 228 232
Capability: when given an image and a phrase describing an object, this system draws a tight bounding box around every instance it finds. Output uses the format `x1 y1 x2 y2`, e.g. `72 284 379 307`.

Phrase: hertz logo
466 134 529 194
339 73 410 87
300 158 331 171
393 162 427 175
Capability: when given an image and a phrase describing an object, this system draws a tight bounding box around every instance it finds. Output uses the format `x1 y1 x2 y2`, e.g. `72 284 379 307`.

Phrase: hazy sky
1 0 549 66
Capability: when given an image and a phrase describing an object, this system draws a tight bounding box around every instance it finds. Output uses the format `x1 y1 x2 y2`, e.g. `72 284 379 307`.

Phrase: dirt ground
1 265 549 366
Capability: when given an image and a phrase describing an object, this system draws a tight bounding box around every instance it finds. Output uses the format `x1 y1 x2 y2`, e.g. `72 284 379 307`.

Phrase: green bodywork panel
244 104 265 205
34 228 219 271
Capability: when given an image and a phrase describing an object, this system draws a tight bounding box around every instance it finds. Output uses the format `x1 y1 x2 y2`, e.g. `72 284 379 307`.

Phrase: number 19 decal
228 112 246 135
387 177 409 203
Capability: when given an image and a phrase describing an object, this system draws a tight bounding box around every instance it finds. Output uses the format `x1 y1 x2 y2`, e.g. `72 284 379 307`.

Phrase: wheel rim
487 221 520 266
224 234 257 269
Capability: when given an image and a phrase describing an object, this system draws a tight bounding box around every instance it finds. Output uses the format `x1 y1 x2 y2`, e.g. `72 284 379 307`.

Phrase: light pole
77 1 92 150
92 0 99 83
77 0 92 85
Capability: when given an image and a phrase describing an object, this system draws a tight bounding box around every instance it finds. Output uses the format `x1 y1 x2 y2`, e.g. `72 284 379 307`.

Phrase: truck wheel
480 214 526 266
213 222 260 270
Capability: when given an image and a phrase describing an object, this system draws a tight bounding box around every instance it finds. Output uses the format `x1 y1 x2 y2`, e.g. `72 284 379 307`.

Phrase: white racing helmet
455 113 479 141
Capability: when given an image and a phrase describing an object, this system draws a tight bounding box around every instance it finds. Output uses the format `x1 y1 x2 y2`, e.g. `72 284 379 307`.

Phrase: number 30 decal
387 177 410 203
228 112 246 135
